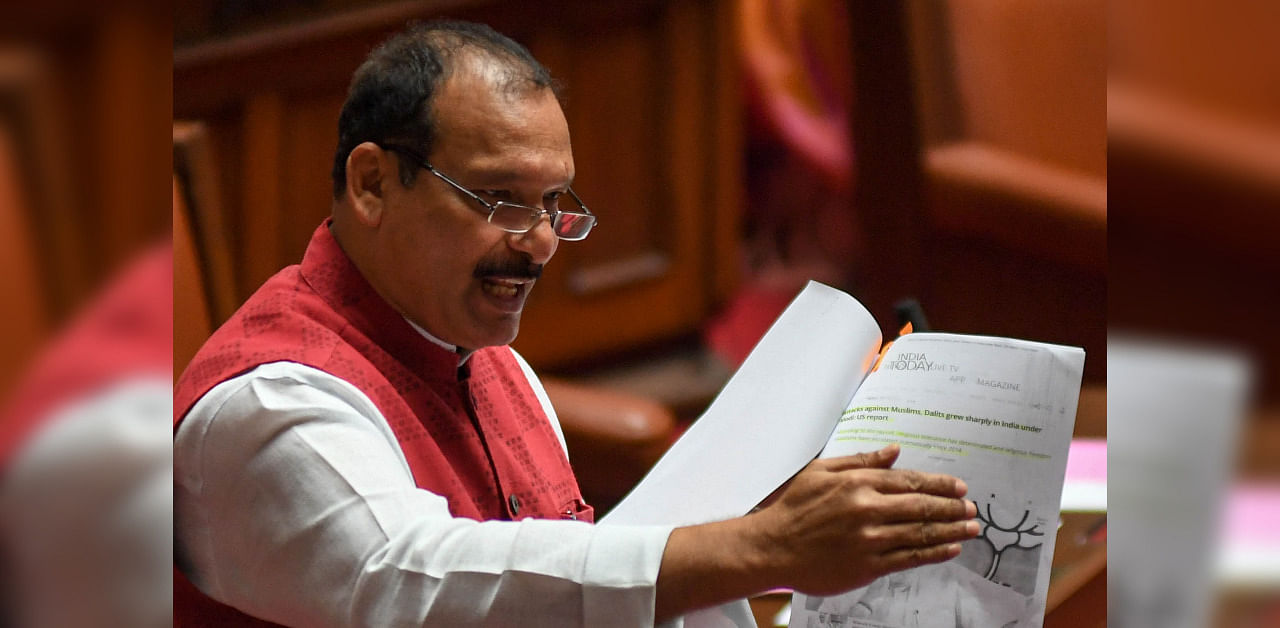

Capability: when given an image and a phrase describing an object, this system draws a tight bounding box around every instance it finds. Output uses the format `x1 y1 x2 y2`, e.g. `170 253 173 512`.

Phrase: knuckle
904 472 924 492
848 487 878 511
920 473 949 495
918 498 937 520
840 471 871 493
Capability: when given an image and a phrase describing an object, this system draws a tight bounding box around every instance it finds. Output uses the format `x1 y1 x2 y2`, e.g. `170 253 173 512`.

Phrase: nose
506 217 558 265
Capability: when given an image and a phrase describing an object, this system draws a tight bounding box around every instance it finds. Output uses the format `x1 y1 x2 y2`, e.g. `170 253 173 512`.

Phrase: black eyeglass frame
376 143 597 241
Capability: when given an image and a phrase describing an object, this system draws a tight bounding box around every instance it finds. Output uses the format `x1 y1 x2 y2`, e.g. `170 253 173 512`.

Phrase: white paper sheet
600 282 883 628
790 333 1085 628
602 282 882 528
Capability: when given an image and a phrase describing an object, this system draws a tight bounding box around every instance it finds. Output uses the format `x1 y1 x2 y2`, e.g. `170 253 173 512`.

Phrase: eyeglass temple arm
564 188 595 218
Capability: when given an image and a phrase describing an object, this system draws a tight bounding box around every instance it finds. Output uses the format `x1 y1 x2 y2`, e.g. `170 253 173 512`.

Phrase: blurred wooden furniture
539 377 676 509
1 53 60 396
0 123 49 398
1 49 81 397
1044 512 1107 627
1108 0 1280 404
174 122 239 327
173 0 741 372
174 121 677 510
1 14 169 331
173 176 211 377
845 1 1106 383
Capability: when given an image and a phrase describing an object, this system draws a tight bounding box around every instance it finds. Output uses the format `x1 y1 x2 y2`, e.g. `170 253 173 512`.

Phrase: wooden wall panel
239 92 286 294
0 125 50 396
527 11 669 310
93 11 173 270
513 0 731 367
4 11 169 322
707 0 743 307
173 177 213 376
279 91 346 266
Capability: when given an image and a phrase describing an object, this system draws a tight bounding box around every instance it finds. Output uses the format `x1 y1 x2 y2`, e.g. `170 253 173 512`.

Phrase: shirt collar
402 317 474 366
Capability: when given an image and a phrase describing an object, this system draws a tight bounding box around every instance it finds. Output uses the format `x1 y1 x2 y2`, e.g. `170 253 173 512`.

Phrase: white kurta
174 349 678 628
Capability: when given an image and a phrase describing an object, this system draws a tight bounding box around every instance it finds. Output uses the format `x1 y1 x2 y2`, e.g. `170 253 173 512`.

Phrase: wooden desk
1044 512 1107 627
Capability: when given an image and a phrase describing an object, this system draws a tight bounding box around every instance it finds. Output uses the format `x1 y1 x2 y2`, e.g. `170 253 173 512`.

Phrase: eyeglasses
378 143 597 241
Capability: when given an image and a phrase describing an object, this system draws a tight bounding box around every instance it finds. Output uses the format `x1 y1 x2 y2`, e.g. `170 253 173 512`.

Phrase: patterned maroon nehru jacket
173 220 591 627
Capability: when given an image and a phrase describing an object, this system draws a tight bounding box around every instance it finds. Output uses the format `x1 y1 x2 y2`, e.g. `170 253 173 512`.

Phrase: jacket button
508 494 521 516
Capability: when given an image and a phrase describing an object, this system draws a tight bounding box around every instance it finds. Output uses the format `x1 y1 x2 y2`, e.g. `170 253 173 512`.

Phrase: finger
859 468 968 497
821 444 900 472
876 494 976 523
871 519 980 550
877 542 965 573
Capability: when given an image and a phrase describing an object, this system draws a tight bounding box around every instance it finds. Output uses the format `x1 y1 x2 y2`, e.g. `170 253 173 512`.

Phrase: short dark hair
331 20 559 197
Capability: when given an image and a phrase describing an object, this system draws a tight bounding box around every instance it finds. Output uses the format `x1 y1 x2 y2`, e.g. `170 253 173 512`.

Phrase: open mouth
480 277 530 300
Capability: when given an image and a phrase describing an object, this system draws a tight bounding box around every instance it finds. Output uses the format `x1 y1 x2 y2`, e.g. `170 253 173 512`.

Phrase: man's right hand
654 443 979 621
747 443 978 594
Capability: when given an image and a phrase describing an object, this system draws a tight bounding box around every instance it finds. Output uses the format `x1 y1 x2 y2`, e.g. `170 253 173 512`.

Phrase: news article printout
791 333 1085 628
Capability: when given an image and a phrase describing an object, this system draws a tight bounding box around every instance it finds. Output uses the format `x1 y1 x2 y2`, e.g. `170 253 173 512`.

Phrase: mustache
474 256 543 280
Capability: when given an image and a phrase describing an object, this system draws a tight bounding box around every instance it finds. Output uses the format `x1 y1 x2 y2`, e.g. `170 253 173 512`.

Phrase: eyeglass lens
552 213 592 240
489 203 594 240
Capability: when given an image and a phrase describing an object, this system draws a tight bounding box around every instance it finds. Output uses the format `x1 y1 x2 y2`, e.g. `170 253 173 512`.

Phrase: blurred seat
909 0 1106 268
844 0 1106 383
172 121 676 512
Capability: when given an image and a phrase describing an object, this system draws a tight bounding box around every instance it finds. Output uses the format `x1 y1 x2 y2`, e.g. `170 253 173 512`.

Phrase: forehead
428 56 573 177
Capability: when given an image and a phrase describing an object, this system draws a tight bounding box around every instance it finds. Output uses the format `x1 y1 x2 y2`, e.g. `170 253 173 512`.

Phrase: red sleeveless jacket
174 221 591 626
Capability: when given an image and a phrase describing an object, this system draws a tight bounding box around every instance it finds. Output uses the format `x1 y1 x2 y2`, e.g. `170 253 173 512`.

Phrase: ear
344 142 389 227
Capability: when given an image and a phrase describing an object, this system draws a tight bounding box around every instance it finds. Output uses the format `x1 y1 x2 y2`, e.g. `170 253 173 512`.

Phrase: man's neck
331 216 474 366
403 317 473 365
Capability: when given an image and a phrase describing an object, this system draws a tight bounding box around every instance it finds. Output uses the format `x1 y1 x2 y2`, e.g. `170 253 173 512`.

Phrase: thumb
824 443 900 471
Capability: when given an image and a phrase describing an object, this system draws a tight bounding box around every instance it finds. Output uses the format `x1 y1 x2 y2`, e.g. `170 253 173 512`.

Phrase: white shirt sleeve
2 377 173 628
174 360 676 627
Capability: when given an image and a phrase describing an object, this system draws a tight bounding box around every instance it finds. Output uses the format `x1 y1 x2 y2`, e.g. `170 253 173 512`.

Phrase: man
174 21 979 626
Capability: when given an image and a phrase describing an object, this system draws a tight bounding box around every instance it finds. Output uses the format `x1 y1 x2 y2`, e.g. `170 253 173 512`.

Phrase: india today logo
883 352 948 372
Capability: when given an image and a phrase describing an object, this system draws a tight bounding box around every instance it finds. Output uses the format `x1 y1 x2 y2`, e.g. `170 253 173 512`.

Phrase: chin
466 322 521 350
